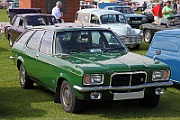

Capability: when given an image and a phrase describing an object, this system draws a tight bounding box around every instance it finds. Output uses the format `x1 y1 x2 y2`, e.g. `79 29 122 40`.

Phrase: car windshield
55 30 127 54
100 14 126 24
26 16 58 26
114 7 135 14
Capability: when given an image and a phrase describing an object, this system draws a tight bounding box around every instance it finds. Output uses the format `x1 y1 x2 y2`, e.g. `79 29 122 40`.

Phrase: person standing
173 0 177 11
52 1 63 23
162 1 174 19
142 2 147 11
151 1 163 24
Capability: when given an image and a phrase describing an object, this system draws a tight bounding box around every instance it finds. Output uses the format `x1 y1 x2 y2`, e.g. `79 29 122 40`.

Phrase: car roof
77 9 123 16
28 22 108 32
156 29 180 35
105 6 130 8
16 13 54 17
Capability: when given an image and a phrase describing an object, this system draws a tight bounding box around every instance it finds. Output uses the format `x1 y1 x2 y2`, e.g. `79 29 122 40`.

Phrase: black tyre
60 80 82 113
9 35 14 47
19 64 34 89
134 44 140 49
139 95 160 108
144 30 152 43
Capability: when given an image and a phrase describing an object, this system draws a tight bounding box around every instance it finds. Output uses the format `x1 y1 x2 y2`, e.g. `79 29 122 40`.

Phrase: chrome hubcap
20 66 25 85
9 37 13 46
145 32 150 42
62 87 71 107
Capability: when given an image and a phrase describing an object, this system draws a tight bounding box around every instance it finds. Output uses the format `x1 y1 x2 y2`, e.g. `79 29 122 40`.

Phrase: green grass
0 10 180 120
0 9 10 22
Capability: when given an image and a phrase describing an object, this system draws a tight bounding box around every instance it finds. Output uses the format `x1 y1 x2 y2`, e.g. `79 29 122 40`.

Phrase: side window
90 14 100 24
19 17 24 27
108 7 113 10
40 31 53 55
17 30 35 44
13 16 20 26
27 30 44 51
80 13 89 23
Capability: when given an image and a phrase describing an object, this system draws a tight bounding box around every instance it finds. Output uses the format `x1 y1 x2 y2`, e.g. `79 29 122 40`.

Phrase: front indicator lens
83 74 104 85
152 70 170 81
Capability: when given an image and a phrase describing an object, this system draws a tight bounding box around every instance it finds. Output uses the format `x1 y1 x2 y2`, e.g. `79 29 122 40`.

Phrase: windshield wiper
67 46 96 54
103 47 124 52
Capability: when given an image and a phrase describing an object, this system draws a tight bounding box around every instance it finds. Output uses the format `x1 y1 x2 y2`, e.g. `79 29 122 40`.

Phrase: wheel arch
17 56 25 70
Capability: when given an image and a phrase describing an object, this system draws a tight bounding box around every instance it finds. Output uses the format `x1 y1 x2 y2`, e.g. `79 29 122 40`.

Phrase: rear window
151 34 180 52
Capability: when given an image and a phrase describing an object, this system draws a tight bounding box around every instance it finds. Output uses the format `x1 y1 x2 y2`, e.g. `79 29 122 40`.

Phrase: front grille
111 72 147 93
130 17 142 20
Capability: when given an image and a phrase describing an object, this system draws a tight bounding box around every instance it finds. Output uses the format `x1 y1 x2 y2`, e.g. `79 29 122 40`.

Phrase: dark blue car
147 29 180 85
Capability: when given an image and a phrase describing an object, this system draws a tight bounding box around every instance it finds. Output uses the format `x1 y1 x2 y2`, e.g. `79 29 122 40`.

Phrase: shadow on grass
79 89 180 119
0 47 8 52
0 85 54 119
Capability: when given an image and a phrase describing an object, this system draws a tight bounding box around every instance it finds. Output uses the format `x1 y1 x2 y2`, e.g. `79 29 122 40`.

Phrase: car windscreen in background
98 3 119 9
151 34 180 52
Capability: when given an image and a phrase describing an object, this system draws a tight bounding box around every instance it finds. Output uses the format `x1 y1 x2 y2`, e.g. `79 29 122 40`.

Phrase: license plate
132 21 141 24
113 91 144 100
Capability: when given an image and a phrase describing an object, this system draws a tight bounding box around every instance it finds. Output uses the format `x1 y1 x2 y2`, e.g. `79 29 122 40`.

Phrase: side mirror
153 50 161 62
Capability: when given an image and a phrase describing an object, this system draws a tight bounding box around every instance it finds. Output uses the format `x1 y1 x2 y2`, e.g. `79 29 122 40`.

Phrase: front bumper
119 35 142 45
74 81 173 92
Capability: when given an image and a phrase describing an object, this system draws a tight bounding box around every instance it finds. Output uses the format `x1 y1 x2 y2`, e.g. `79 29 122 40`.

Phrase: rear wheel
19 64 34 89
60 80 82 113
144 30 152 43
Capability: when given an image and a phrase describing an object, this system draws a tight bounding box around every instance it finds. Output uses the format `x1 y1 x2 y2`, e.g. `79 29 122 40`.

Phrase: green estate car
11 23 173 113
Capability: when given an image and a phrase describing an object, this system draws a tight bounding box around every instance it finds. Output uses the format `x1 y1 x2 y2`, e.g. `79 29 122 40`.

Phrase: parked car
97 2 119 9
147 29 180 85
11 22 173 113
7 2 19 17
139 17 180 43
80 4 95 10
75 9 143 49
103 6 146 27
131 2 143 11
142 11 154 23
4 13 58 46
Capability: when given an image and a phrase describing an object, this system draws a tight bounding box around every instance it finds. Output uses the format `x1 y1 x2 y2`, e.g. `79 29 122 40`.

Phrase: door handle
36 54 39 57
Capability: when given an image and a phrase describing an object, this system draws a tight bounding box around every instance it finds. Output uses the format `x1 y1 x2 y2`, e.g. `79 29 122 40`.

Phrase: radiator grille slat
111 72 146 93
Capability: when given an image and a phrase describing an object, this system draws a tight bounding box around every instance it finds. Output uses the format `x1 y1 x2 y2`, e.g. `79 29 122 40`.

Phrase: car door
35 30 56 89
24 30 45 78
10 16 21 41
16 17 26 37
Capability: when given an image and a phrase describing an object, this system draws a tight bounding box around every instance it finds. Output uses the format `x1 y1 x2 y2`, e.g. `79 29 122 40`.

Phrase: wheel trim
9 37 13 46
145 31 150 42
20 67 25 85
62 87 72 108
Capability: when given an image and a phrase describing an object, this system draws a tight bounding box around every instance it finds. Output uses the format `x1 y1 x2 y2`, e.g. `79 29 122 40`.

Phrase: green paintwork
12 24 171 101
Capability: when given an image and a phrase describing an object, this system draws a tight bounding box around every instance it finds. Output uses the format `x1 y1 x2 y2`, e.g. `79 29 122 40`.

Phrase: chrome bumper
73 81 173 92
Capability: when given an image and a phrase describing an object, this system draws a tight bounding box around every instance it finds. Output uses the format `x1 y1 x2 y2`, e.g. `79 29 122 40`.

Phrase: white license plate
132 21 141 24
113 91 144 100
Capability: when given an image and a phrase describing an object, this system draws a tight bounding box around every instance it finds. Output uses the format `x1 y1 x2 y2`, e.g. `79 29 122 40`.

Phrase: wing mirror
153 50 161 62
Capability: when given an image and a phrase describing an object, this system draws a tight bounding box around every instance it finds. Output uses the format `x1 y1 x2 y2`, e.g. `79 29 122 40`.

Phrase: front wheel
139 95 160 108
144 30 152 43
19 64 34 89
60 80 82 113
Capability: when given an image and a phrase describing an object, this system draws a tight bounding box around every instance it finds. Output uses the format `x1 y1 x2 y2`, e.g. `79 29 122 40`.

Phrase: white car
75 9 143 49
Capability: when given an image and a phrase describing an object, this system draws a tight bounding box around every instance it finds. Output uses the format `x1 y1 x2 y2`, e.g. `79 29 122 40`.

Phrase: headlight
142 17 146 21
83 74 104 85
126 17 130 21
152 70 170 81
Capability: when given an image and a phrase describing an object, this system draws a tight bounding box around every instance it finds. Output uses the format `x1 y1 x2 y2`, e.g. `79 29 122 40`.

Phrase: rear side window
40 31 53 55
151 34 180 52
17 30 34 44
27 30 44 51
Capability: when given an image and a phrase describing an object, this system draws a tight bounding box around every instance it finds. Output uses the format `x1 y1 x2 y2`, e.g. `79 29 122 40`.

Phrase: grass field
0 9 180 120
